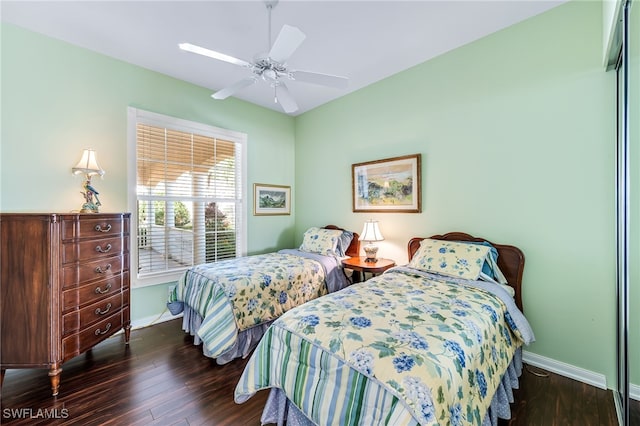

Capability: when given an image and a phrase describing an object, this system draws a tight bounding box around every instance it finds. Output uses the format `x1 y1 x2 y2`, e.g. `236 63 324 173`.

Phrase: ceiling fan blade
179 43 251 68
212 78 256 100
275 82 298 114
268 24 306 64
290 70 349 89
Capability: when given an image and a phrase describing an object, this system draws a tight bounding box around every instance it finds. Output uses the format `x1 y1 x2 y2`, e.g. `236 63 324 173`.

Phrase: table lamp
360 219 384 263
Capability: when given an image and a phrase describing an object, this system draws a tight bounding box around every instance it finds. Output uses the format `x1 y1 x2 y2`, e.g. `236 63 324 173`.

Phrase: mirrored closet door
615 1 638 425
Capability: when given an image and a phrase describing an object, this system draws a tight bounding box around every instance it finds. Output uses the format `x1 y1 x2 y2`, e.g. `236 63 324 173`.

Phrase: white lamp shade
359 220 384 242
72 149 105 176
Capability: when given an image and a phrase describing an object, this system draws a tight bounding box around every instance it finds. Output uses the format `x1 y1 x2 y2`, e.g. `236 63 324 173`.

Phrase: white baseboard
631 383 640 401
524 351 640 402
523 350 608 389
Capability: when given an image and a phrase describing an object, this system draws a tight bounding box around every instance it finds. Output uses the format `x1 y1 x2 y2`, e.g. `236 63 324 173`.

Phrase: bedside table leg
352 271 362 283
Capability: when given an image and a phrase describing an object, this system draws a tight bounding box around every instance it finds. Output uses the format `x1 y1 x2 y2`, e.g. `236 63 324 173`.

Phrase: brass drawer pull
95 303 112 315
95 224 112 233
94 323 112 336
95 264 112 274
95 244 112 253
95 283 112 294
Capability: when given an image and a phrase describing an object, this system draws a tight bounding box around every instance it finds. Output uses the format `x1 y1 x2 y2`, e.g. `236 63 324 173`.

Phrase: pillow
299 227 344 256
408 239 491 280
455 240 508 285
336 230 354 257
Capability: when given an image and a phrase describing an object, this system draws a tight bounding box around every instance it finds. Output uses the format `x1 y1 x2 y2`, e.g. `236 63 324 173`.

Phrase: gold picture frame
254 183 291 216
352 154 421 213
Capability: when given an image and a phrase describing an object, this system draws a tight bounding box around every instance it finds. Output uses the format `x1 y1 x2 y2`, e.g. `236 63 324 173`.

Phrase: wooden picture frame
352 154 421 213
254 183 291 216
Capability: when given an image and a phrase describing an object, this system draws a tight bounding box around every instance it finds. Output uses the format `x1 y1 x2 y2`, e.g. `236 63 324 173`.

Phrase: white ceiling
1 0 567 116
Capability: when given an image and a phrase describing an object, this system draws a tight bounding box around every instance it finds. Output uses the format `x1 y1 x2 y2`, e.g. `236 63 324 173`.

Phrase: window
128 108 247 286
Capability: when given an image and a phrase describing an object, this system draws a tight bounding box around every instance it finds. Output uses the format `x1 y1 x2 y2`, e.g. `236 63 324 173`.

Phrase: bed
234 232 535 425
167 225 360 364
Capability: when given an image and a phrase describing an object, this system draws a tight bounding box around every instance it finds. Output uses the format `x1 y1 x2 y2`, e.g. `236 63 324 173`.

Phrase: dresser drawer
62 293 123 335
62 311 123 361
62 276 123 312
62 235 125 264
61 216 123 240
62 255 123 289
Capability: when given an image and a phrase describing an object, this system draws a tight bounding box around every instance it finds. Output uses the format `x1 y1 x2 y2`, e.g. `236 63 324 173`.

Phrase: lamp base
363 244 378 263
80 202 100 214
79 176 102 214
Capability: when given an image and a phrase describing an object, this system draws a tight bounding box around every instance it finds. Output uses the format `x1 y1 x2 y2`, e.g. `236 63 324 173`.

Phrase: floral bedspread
235 268 534 425
168 250 337 358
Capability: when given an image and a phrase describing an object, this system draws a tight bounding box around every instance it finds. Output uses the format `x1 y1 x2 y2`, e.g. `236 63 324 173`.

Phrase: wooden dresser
0 213 131 396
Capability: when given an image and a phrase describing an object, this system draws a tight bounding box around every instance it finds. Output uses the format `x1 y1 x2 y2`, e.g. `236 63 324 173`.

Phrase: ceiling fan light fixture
263 68 277 81
178 0 348 114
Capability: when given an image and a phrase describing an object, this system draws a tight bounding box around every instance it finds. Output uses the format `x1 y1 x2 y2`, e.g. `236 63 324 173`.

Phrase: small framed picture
254 183 291 216
352 154 421 213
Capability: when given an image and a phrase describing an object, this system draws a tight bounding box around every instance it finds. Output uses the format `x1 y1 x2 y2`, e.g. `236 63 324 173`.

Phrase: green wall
294 1 618 385
0 23 297 327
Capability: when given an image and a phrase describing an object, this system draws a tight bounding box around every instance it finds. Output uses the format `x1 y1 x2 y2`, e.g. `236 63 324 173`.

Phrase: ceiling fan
179 0 348 114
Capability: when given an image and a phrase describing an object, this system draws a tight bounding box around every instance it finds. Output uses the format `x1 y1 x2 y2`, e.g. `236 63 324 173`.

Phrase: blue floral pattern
176 252 327 331
278 270 527 425
408 239 491 280
299 227 344 256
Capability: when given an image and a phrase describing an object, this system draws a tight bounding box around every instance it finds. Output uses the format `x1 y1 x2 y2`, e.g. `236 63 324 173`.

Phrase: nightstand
341 257 396 283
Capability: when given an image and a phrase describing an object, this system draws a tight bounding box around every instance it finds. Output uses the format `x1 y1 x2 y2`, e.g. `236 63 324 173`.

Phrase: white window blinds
128 108 247 283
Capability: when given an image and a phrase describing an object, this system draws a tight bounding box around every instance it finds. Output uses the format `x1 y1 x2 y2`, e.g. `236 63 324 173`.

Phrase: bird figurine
81 179 102 212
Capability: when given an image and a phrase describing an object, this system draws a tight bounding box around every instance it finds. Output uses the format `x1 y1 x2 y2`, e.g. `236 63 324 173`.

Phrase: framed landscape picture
352 154 421 213
254 183 291 215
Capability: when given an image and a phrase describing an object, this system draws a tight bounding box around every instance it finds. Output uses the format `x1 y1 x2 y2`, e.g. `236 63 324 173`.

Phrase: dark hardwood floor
1 319 636 425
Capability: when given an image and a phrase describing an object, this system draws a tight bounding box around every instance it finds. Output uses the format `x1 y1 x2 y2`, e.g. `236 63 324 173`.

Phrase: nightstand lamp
360 219 384 263
72 148 105 213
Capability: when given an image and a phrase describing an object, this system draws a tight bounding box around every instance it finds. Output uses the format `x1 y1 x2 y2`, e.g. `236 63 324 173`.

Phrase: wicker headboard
324 225 360 258
407 232 525 311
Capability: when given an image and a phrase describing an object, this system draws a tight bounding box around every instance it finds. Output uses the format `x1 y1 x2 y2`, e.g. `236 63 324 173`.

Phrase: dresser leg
124 323 131 344
48 364 62 396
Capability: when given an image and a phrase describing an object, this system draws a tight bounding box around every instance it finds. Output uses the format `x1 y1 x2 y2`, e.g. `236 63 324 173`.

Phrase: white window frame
127 107 247 287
